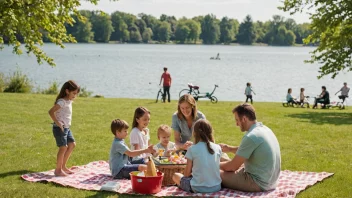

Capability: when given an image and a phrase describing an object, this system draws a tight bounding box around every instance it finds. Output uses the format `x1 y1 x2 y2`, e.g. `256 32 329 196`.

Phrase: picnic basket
156 164 186 186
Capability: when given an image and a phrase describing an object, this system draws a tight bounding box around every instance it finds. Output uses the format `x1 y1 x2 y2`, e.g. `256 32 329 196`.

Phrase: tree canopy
280 0 352 78
1 0 315 67
236 15 256 45
0 0 116 66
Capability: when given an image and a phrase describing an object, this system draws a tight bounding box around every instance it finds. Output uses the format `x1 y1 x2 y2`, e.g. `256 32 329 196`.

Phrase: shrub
79 86 92 97
4 70 33 93
93 94 104 98
41 81 59 95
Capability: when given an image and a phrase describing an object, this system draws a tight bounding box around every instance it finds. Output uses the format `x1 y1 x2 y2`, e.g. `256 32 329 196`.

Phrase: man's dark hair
322 86 326 90
232 103 256 121
163 67 167 71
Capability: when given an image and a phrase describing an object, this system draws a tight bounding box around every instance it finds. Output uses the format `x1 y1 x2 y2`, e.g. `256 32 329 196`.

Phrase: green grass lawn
0 93 351 197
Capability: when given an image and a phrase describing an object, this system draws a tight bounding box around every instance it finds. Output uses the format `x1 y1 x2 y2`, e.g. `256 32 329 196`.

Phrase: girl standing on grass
245 82 256 104
130 107 152 160
48 80 80 176
172 119 222 193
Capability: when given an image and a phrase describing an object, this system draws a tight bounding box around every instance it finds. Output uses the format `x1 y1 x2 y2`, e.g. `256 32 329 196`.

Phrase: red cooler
130 171 164 194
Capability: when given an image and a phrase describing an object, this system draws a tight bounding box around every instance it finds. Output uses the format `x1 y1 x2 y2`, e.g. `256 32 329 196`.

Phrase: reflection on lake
0 44 351 102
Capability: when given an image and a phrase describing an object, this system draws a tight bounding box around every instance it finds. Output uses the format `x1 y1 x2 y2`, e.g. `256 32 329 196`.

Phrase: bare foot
62 167 74 174
54 170 67 177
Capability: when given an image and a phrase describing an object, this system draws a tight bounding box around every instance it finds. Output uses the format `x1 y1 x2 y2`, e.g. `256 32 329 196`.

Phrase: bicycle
155 85 164 103
282 96 310 108
179 83 219 103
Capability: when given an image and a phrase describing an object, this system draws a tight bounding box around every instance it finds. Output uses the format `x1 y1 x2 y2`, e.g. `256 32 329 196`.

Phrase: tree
65 11 94 43
142 28 153 43
90 11 114 43
138 13 160 40
129 30 142 43
110 11 130 42
159 15 177 40
201 14 220 44
293 23 312 44
280 0 352 78
175 22 190 43
285 18 297 31
254 21 269 43
236 15 256 45
157 21 171 42
117 11 136 28
0 0 118 66
135 19 147 34
185 20 201 43
220 17 235 44
263 15 296 46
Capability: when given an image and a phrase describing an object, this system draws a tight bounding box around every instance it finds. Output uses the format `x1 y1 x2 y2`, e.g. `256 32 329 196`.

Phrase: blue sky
79 0 311 23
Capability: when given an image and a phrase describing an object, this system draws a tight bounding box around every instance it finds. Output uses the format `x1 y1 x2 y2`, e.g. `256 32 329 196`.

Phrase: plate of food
152 152 187 165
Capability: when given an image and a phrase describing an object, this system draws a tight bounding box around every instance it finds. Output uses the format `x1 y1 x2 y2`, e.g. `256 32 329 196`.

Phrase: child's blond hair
157 124 171 137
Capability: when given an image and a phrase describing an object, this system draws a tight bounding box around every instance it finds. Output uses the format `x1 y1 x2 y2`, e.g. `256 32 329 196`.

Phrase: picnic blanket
21 161 333 197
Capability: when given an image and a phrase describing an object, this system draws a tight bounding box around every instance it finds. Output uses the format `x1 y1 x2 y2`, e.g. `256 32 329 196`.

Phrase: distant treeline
18 10 314 46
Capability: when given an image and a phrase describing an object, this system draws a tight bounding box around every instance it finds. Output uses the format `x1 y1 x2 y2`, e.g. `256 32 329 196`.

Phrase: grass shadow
286 112 352 125
0 170 35 179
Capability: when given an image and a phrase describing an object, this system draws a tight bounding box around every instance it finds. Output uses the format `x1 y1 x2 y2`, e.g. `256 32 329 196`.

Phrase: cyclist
159 67 172 103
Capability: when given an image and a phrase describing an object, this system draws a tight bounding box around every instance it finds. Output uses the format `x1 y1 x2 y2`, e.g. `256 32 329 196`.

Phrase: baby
153 124 176 157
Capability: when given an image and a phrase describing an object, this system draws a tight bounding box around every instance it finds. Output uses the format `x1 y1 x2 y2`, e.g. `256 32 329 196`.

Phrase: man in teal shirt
220 103 281 192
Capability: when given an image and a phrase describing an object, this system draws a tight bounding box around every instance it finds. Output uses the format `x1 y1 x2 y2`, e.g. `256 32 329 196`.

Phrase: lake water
0 44 351 102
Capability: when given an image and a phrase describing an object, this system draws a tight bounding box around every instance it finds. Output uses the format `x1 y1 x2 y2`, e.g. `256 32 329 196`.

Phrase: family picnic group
285 83 350 109
49 80 281 193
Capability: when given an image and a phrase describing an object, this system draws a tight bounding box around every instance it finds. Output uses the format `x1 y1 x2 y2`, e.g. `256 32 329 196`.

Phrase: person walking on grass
159 67 172 103
48 80 80 176
245 82 256 104
219 103 281 192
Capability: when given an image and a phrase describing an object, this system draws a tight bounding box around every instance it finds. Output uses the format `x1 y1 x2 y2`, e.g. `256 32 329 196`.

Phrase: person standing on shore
245 82 256 104
159 67 172 103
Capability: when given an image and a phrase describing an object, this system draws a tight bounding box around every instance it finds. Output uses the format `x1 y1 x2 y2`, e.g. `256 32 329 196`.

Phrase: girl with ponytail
172 119 222 193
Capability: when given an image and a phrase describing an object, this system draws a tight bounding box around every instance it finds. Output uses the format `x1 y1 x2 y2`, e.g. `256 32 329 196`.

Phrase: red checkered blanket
21 161 333 197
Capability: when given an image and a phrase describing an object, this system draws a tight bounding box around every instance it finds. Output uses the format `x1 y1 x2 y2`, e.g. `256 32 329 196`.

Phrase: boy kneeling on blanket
109 119 156 179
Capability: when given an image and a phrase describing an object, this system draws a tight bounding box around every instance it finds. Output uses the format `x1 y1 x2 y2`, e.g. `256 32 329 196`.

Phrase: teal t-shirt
236 122 281 191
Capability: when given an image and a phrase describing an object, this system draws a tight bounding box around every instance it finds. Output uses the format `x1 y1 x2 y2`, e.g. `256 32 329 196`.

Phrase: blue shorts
53 126 75 147
179 176 194 193
114 158 145 179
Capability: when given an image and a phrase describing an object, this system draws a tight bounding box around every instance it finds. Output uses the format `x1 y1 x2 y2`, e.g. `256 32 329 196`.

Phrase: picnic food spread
154 151 187 165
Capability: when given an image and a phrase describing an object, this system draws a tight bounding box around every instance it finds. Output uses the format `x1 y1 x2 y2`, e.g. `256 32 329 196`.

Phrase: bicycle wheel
210 96 218 103
179 89 190 97
156 91 162 103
